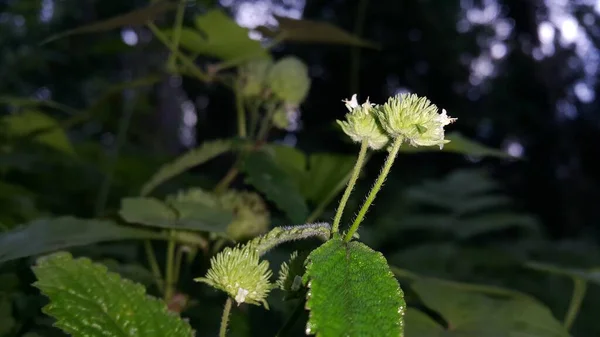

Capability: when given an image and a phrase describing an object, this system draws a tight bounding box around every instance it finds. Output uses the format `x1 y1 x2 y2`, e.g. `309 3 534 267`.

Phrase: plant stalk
164 230 177 301
144 241 164 292
235 81 247 138
564 278 587 330
331 140 369 234
219 297 233 337
344 137 403 242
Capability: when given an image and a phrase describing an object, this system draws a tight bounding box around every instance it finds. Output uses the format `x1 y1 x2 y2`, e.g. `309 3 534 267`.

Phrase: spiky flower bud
239 57 273 98
196 245 273 308
376 93 456 149
267 56 311 104
337 94 390 150
276 250 310 299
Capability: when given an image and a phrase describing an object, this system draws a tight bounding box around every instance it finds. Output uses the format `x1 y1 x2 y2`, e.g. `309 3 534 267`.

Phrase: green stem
344 137 403 242
167 0 186 70
164 231 177 301
276 299 306 337
94 91 135 216
564 278 587 330
257 103 277 141
146 22 209 82
144 241 164 292
173 246 185 285
219 297 233 337
331 140 369 234
235 81 247 138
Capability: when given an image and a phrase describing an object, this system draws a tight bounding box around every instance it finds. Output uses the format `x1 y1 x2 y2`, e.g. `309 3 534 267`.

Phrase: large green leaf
167 9 268 61
256 16 378 49
32 252 193 337
41 1 176 44
241 150 309 224
303 238 405 337
140 139 233 196
409 279 570 337
399 132 510 158
119 197 233 233
0 217 160 264
2 110 75 155
270 145 355 206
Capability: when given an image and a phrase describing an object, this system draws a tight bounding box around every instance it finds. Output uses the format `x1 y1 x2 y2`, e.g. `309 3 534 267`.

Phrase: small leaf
167 9 268 61
241 150 309 224
256 16 378 49
32 252 194 337
2 110 75 155
526 261 600 286
119 197 233 233
399 132 511 158
140 139 233 196
41 1 176 44
304 238 405 336
410 279 569 337
0 217 159 264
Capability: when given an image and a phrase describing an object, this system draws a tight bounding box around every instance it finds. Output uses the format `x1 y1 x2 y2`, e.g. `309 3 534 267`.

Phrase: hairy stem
331 140 369 234
249 223 331 256
564 278 587 330
344 137 403 242
220 297 233 337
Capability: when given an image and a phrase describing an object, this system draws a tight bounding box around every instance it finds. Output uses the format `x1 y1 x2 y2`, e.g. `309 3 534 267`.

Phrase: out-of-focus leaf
119 197 232 233
167 9 268 61
256 16 378 49
0 96 80 115
101 259 159 286
0 217 160 264
404 309 444 337
399 132 511 158
270 145 355 205
0 298 16 336
241 150 308 224
32 252 194 337
410 279 569 337
41 1 177 44
304 238 405 336
140 139 233 196
2 110 75 155
526 261 600 286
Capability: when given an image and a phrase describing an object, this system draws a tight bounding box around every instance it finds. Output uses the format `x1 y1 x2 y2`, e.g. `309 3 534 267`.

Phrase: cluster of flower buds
337 93 456 150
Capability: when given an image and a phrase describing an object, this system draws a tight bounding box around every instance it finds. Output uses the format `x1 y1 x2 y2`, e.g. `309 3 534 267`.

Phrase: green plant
0 3 597 337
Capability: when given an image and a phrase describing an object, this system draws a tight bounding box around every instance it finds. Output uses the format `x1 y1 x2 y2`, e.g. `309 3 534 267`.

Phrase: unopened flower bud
239 58 273 98
267 56 311 104
336 94 390 150
196 244 273 308
376 93 456 149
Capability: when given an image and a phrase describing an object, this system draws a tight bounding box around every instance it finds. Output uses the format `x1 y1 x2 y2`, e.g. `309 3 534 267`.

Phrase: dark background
2 0 600 335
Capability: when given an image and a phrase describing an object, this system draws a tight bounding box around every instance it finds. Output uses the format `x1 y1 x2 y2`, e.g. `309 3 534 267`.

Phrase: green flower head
196 244 273 308
377 93 456 149
239 57 273 98
336 94 390 150
267 56 311 104
220 190 270 241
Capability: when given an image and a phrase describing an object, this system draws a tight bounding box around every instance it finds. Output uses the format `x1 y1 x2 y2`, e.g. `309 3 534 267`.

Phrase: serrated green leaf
410 279 569 337
256 16 378 49
32 252 193 337
119 197 233 233
41 1 176 44
304 238 405 337
140 139 233 196
526 261 600 286
399 132 510 158
166 9 268 61
0 217 160 264
2 110 75 155
242 150 309 224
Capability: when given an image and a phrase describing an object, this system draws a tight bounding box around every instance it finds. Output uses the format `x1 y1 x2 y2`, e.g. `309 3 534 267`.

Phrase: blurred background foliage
2 0 600 336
